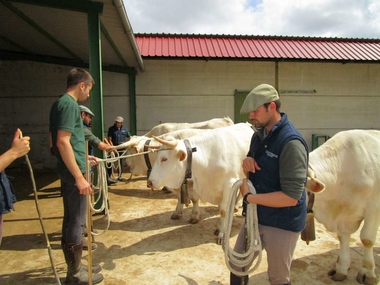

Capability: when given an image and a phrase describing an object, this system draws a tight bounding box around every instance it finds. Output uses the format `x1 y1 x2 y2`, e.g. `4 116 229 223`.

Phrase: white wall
135 60 275 134
136 59 380 148
1 59 379 169
0 61 130 169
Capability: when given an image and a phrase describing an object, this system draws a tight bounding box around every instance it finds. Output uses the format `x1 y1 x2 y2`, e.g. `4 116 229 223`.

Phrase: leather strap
143 139 152 171
184 139 196 179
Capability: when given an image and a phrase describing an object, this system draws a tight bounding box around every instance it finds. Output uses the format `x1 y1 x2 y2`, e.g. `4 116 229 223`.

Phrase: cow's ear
306 177 325 193
177 150 187 161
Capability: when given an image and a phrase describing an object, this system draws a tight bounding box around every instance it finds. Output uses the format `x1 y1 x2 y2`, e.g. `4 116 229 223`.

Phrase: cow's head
147 136 188 189
305 166 326 193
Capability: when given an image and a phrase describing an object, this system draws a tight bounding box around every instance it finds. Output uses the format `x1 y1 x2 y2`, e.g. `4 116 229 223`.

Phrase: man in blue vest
231 84 308 285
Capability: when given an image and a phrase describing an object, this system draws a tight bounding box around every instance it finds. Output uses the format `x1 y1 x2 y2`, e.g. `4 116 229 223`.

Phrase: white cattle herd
112 118 380 285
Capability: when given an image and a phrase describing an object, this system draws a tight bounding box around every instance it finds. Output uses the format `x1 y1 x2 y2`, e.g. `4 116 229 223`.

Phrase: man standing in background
107 116 130 181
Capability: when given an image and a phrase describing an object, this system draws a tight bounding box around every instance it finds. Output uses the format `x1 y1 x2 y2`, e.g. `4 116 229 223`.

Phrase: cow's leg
186 182 200 224
188 198 200 224
356 217 379 285
171 189 183 220
328 232 350 281
215 181 235 244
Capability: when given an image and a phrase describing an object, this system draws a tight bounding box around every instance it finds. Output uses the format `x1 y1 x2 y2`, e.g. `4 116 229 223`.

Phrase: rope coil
222 179 262 276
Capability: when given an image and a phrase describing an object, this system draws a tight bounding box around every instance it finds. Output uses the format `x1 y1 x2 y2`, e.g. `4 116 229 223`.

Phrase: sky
124 0 380 39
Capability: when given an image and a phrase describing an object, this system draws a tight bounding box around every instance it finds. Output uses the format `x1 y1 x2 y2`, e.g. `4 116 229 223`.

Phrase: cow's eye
161 157 167 162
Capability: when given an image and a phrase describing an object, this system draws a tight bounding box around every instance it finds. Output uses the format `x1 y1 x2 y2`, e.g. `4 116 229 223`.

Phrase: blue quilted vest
248 113 308 232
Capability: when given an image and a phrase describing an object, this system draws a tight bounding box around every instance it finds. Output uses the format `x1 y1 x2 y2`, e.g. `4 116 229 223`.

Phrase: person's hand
11 129 30 158
88 155 99 167
75 176 92 195
242 157 261 174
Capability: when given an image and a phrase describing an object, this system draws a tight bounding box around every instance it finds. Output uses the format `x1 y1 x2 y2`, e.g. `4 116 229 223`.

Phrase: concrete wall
137 59 380 147
0 61 130 169
135 60 275 134
1 59 379 169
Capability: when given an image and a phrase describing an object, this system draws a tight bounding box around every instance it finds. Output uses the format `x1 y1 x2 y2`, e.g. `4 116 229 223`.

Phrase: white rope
87 159 110 236
222 179 262 276
86 147 162 235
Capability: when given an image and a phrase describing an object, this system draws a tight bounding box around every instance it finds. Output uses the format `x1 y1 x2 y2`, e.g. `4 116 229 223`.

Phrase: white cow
147 123 254 242
121 129 210 222
306 130 380 285
143 117 234 137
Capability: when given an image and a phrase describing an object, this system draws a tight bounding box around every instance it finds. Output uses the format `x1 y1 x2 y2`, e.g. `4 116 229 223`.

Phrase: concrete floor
0 167 379 285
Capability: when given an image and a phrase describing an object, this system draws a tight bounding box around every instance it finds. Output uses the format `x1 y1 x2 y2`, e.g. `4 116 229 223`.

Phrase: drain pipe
113 0 145 72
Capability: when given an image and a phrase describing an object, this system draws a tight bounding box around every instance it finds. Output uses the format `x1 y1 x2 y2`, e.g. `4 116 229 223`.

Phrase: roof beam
0 50 137 74
6 0 103 13
100 21 129 67
0 35 34 54
1 0 81 60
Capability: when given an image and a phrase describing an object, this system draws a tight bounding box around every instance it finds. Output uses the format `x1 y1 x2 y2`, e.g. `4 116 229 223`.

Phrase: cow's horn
111 140 137 150
152 135 178 148
145 144 161 149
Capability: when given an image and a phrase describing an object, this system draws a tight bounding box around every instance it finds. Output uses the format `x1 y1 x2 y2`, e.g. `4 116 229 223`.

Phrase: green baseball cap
240 84 279 114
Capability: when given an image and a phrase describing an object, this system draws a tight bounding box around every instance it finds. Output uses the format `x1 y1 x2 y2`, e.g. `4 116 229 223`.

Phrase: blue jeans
60 174 86 244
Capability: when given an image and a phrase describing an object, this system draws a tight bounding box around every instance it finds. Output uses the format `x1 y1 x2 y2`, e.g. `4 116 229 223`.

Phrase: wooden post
85 142 93 285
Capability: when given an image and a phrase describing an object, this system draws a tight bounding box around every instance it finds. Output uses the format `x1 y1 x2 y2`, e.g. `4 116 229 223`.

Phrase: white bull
306 129 380 285
143 117 234 137
121 129 210 222
147 123 254 242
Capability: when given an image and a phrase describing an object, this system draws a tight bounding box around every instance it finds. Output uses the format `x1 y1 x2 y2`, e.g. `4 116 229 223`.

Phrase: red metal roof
135 34 380 62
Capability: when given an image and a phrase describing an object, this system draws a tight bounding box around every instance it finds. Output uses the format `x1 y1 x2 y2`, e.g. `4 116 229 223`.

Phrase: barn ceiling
0 0 145 73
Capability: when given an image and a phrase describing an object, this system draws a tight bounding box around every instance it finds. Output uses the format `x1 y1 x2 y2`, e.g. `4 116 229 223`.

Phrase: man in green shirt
49 68 103 284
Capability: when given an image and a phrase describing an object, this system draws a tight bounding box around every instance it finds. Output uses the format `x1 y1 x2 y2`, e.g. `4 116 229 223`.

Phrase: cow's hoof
356 272 378 285
328 269 347 281
188 218 200 224
162 187 172 194
213 228 220 236
216 237 222 245
171 213 182 220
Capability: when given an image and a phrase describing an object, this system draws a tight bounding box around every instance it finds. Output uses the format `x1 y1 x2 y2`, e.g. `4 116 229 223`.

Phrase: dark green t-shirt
49 94 86 175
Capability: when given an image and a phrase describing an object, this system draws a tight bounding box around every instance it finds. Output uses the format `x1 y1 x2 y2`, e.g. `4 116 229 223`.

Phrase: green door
234 90 250 123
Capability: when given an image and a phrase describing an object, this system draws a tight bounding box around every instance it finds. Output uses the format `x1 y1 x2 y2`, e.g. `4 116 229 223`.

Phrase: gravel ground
0 167 379 285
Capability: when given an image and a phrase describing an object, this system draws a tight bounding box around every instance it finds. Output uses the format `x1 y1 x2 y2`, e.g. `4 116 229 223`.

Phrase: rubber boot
82 236 97 250
230 272 249 285
62 239 101 274
64 243 104 284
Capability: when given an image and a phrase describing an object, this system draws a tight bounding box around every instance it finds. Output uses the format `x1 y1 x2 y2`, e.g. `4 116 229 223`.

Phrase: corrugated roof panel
250 40 268 58
245 39 263 58
216 38 227 57
349 41 374 60
135 34 380 62
267 39 287 58
340 42 363 60
280 40 300 59
328 41 351 60
358 42 380 60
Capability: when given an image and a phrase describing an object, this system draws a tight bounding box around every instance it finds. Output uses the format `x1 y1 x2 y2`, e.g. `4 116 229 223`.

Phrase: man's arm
0 129 30 172
56 129 92 195
107 127 114 146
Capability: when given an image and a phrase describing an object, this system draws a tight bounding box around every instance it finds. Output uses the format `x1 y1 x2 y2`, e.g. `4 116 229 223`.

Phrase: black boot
62 239 101 273
64 243 104 284
230 272 249 285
